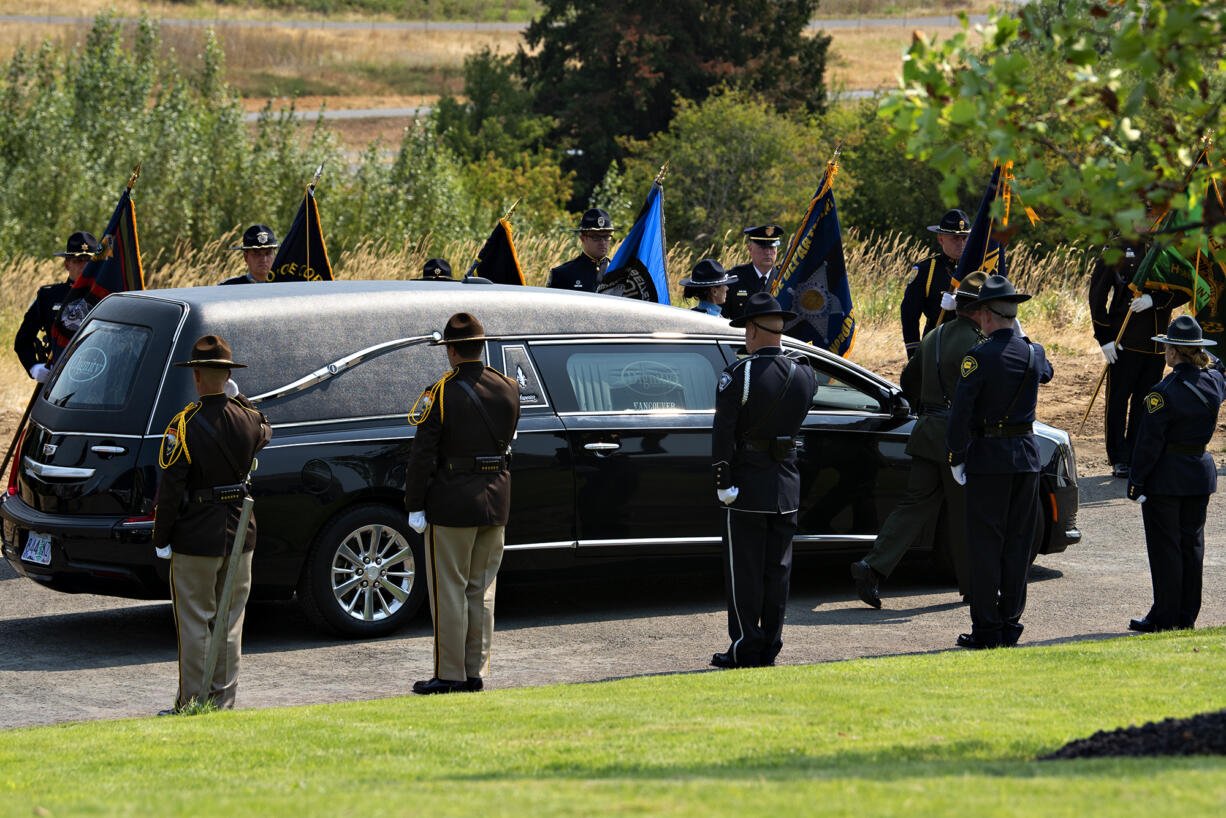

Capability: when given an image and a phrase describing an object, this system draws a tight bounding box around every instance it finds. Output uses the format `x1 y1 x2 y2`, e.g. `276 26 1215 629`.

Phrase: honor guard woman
15 231 98 383
681 259 737 317
1126 316 1225 633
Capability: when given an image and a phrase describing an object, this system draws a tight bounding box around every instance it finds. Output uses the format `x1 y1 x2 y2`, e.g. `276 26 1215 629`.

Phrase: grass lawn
3 630 1226 816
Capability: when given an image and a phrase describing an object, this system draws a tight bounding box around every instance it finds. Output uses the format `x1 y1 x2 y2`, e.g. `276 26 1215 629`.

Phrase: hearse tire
296 504 425 638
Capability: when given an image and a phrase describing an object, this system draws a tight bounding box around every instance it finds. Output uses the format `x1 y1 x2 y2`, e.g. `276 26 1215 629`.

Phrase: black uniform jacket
900 253 957 357
899 315 982 463
1089 240 1189 354
547 254 607 292
712 347 818 513
218 274 254 286
153 393 272 556
1128 360 1226 497
14 279 72 371
720 263 774 321
947 328 1053 474
405 361 521 527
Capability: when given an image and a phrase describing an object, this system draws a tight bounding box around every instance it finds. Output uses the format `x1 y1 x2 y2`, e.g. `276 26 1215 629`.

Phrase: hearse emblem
41 443 57 458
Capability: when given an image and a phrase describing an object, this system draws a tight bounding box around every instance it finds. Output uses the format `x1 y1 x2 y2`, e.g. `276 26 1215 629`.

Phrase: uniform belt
1164 443 1206 456
742 436 797 462
974 422 1031 439
919 404 950 417
444 455 510 474
189 483 249 504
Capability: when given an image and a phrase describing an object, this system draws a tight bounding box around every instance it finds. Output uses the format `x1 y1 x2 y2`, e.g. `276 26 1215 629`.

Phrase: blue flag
770 161 855 357
958 165 1007 283
597 180 669 304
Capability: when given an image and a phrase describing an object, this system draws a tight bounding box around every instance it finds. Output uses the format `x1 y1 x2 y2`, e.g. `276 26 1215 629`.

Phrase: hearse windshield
46 320 152 411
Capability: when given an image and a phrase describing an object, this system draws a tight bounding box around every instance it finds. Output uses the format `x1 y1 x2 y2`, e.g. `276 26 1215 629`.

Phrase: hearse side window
46 320 151 411
531 343 723 413
810 373 882 413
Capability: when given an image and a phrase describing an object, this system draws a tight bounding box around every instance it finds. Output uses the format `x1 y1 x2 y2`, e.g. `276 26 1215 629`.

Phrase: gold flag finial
654 160 670 186
126 161 142 191
502 198 522 222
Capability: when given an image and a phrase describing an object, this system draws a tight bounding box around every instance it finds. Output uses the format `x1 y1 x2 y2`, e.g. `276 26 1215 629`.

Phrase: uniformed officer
901 208 970 358
405 313 521 694
1089 236 1188 478
14 231 98 381
946 275 1053 649
220 224 279 285
547 208 615 291
1126 316 1225 633
849 272 989 608
711 292 818 668
721 224 784 321
153 335 272 712
681 259 737 317
420 258 453 281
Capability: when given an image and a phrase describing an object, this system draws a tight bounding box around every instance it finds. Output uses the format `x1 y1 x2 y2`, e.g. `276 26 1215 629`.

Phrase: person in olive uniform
153 335 272 712
420 258 453 281
1089 236 1189 478
721 224 784 321
711 292 818 669
547 208 615 291
946 275 1052 649
220 225 279 285
849 272 989 608
14 231 99 382
1126 316 1225 633
405 313 521 694
901 209 970 358
681 259 737 317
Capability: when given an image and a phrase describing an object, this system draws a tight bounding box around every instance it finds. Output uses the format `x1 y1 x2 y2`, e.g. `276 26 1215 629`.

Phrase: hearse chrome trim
792 534 877 544
577 536 723 547
529 337 722 346
249 333 442 404
89 445 127 455
23 458 96 479
504 540 577 551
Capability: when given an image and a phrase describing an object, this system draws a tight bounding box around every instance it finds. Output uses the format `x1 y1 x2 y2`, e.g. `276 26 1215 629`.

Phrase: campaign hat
173 335 247 369
421 258 453 280
434 312 488 345
679 259 737 288
927 209 972 235
1153 315 1216 347
728 292 797 328
743 224 784 247
962 274 1030 318
571 208 615 234
953 271 989 303
230 224 280 251
53 231 100 258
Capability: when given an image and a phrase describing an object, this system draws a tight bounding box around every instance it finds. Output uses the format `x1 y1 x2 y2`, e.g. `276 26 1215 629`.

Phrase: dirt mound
1040 709 1226 759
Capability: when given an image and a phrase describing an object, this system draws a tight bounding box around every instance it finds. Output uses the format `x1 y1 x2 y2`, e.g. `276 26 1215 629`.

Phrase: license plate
21 532 53 566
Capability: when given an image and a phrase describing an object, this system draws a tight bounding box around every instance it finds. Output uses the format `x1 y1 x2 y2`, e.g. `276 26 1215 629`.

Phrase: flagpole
305 163 323 281
502 198 521 223
126 162 141 192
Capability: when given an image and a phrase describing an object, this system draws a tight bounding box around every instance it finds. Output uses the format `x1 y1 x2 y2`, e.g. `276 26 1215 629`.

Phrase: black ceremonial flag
269 187 333 282
470 218 525 285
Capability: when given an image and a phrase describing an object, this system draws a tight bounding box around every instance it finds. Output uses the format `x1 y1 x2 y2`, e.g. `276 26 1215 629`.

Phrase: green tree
520 0 831 203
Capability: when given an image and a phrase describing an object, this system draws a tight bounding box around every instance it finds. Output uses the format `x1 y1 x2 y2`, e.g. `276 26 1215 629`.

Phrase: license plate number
21 532 52 566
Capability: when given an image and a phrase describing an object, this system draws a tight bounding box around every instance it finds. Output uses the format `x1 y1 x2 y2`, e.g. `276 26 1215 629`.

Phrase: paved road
3 466 1219 729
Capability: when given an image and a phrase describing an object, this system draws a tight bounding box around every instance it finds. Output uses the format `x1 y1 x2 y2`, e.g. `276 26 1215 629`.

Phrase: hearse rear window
531 343 723 413
46 320 151 411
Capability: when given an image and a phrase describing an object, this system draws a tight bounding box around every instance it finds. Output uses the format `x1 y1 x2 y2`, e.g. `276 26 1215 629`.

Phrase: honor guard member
15 230 98 382
153 335 272 712
722 224 784 321
420 258 453 281
901 209 970 358
1126 316 1225 633
946 275 1052 649
220 224 279 285
1089 235 1188 478
849 272 988 608
682 259 737 317
547 208 615 291
405 313 521 694
711 292 817 669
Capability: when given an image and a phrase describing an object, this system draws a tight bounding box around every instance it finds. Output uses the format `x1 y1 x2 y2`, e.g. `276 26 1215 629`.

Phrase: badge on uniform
960 355 978 378
1145 392 1165 413
162 430 180 461
718 372 732 392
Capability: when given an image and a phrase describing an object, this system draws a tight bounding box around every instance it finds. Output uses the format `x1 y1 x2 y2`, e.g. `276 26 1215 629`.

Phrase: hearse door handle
583 442 621 453
90 445 127 457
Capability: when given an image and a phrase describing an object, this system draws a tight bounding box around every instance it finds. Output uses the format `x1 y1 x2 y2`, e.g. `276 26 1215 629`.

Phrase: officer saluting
547 208 615 291
901 209 970 358
153 335 272 712
14 231 99 382
1126 316 1225 633
711 292 817 669
946 275 1052 649
220 224 279 285
722 224 784 321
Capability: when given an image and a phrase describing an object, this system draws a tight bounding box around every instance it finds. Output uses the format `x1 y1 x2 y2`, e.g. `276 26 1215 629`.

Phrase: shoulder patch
960 355 978 378
718 372 733 392
161 429 180 462
1145 392 1165 413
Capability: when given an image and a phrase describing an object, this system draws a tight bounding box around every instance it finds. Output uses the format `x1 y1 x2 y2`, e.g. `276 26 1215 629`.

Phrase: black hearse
1 281 1080 636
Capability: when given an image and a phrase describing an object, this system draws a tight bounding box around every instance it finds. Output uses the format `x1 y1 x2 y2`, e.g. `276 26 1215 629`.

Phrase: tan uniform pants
169 550 253 710
425 524 505 682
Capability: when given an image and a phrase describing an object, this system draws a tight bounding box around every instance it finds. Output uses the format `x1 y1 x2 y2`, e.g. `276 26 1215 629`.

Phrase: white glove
1129 294 1154 313
717 486 739 505
1100 341 1120 365
1137 495 1147 504
1012 318 1026 339
408 511 427 534
155 545 172 560
951 464 967 486
223 378 239 398
29 364 50 383
940 291 958 311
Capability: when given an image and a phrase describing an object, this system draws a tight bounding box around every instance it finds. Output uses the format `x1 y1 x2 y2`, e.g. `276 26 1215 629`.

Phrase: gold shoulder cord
158 402 201 469
408 369 457 427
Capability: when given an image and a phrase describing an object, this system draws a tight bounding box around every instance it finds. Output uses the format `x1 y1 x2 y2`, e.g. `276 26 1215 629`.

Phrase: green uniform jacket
898 315 981 463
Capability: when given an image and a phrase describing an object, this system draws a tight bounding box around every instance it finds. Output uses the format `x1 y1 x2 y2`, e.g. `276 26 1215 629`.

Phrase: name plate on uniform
22 532 53 566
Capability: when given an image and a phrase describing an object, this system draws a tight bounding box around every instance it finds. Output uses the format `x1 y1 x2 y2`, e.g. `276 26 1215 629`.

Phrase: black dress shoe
1128 617 1157 633
156 708 178 717
849 560 882 609
412 677 466 695
956 633 1000 650
1112 463 1130 479
710 652 740 669
465 677 484 692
